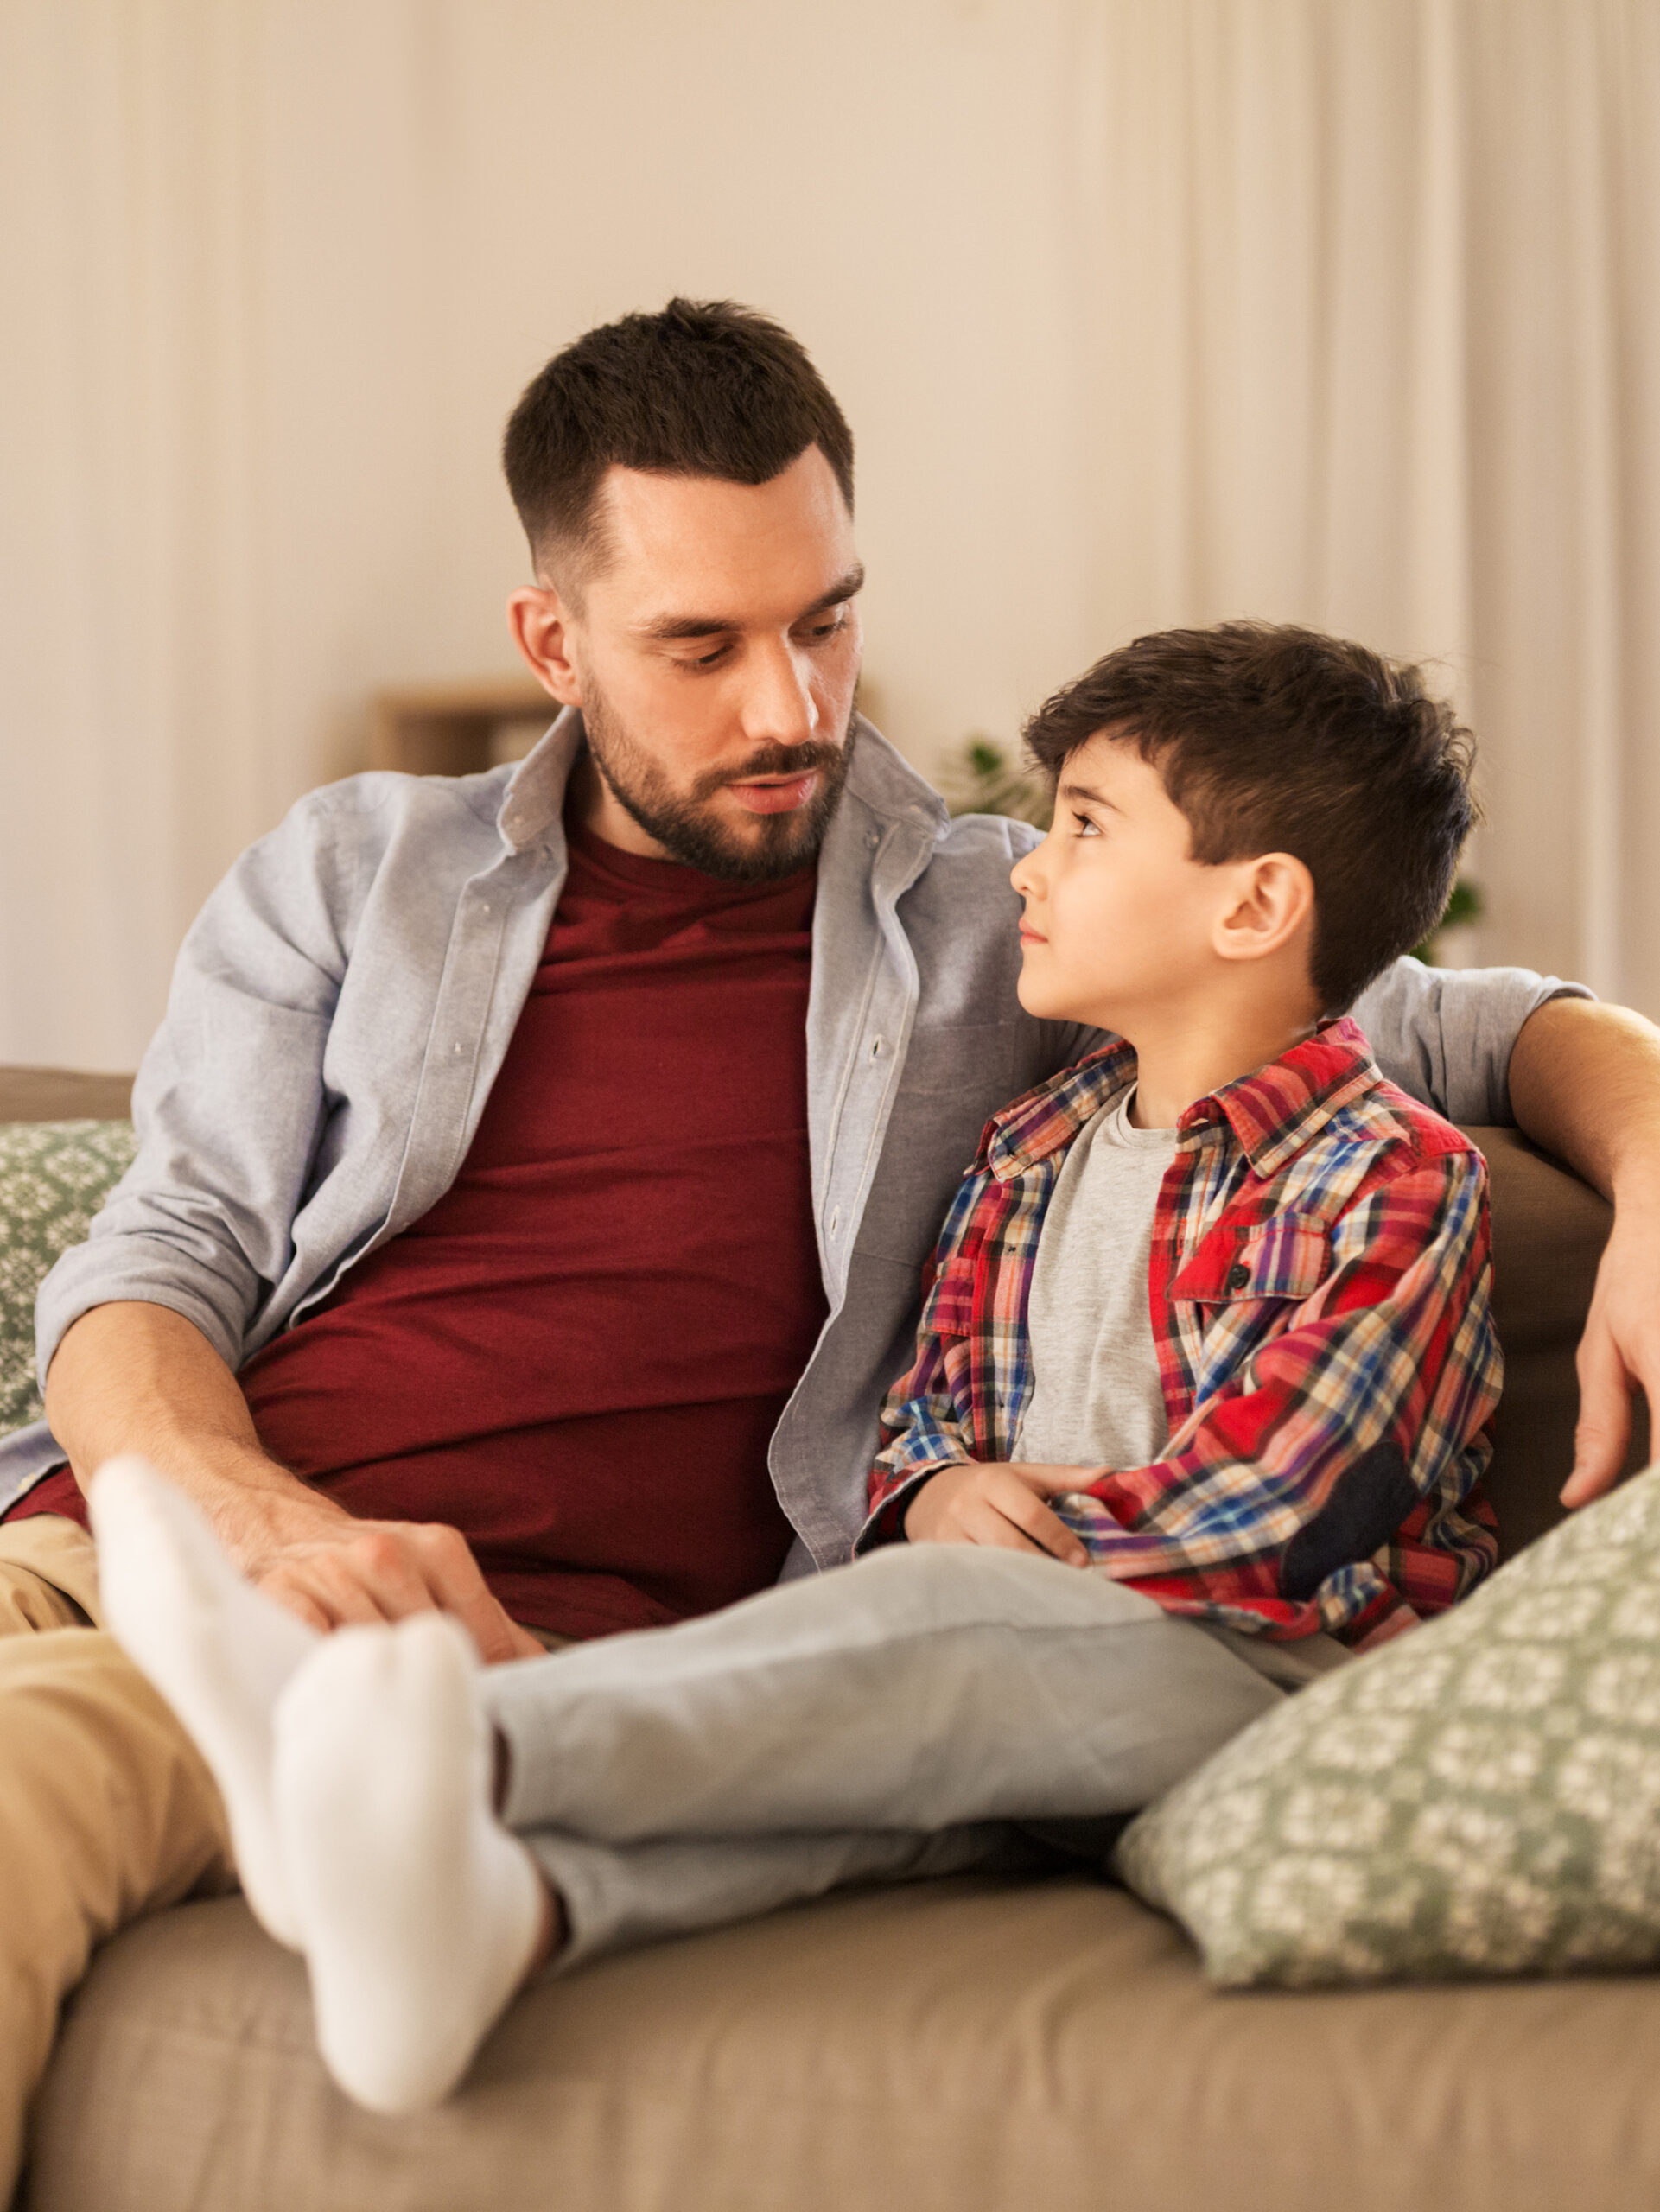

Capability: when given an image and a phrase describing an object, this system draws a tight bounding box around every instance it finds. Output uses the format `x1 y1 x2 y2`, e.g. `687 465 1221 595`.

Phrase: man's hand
1561 1187 1660 1508
902 1461 1097 1564
1506 997 1660 1510
45 1300 541 1662
239 1512 544 1662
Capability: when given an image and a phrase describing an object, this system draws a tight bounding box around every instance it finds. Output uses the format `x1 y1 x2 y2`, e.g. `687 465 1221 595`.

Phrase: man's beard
578 683 857 882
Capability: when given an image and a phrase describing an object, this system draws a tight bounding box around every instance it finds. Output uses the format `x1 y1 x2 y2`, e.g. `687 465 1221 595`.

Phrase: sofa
4 1062 1657 2212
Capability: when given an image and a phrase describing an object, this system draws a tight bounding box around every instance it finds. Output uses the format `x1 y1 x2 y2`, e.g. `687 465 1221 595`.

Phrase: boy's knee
851 1538 1149 1627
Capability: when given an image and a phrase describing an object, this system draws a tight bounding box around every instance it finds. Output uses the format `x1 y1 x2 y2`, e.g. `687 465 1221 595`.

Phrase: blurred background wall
2 0 1656 1070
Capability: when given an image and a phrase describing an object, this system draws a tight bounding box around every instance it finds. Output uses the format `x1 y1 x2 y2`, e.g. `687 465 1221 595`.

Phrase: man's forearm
43 1301 539 1657
42 1300 349 1567
1507 996 1660 1204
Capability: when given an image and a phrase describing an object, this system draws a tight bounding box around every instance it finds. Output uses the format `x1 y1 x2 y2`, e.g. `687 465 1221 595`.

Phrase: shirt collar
983 1015 1382 1182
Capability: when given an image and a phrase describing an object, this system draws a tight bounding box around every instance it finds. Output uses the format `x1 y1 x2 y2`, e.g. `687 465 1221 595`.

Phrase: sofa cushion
1117 1465 1660 1987
0 1122 137 1433
28 1878 1660 2212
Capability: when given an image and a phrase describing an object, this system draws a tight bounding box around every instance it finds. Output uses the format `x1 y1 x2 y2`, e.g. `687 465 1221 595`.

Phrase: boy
862 620 1499 1658
92 620 1499 2115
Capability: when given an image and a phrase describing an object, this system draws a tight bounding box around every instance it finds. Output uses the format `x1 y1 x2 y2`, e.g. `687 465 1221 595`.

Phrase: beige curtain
2 1 1656 1070
1063 0 1660 1009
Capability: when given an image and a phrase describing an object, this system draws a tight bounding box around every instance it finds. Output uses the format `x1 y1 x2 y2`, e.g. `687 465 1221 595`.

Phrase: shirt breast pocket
1171 1212 1332 1308
918 1255 980 1341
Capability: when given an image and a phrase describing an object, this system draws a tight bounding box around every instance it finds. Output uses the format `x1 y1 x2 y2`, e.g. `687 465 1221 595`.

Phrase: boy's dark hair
503 298 854 582
1023 622 1478 1012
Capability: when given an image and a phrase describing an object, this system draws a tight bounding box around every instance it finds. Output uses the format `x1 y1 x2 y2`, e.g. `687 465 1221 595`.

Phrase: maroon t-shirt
17 822 827 1639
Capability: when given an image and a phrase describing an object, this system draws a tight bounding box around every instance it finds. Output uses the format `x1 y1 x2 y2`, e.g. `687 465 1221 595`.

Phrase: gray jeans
481 1545 1325 1968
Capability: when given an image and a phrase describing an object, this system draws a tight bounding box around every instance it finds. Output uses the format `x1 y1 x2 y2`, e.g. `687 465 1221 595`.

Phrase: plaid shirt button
1226 1262 1250 1290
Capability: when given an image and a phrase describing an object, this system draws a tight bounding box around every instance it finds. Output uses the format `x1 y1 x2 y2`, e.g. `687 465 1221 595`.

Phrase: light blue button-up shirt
9 711 1582 1569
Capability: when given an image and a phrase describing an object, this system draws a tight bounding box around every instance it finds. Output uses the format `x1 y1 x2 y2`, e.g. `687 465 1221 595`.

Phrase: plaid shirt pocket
919 1255 979 1338
1170 1212 1332 1305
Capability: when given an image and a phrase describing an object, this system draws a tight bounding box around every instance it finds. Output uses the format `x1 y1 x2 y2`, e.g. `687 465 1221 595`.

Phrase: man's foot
273 1611 550 2114
89 1455 318 1945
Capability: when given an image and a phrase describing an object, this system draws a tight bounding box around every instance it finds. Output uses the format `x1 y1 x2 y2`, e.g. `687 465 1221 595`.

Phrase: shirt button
1226 1262 1250 1291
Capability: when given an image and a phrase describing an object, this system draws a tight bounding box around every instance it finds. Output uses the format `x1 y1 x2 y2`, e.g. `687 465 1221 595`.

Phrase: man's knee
0 1628 234 1925
0 1514 100 1636
0 1559 90 1637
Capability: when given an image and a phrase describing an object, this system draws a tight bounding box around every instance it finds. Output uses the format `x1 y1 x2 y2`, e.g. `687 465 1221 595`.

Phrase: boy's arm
1056 1143 1498 1635
859 1172 1090 1565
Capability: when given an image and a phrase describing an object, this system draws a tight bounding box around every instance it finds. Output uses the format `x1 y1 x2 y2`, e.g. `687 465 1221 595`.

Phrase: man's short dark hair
1022 622 1478 1012
503 298 854 582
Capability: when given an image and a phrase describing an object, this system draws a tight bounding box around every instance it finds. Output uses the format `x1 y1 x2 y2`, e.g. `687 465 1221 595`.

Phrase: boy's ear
1212 853 1315 966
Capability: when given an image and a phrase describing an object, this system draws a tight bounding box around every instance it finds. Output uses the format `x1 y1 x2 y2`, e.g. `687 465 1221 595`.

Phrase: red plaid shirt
859 1019 1502 1649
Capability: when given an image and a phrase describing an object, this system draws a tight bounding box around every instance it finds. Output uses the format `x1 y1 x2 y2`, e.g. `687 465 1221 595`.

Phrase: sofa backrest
0 1066 1647 1560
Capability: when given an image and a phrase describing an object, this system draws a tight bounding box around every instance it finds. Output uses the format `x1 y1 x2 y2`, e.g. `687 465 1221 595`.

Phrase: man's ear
506 584 584 709
1212 852 1315 965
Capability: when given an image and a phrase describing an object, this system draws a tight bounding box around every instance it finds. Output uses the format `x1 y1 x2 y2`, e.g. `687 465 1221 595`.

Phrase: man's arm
45 1303 538 1661
1506 995 1660 1506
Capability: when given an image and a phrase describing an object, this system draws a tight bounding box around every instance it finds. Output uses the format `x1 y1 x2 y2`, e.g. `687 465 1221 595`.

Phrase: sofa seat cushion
28 1878 1660 2212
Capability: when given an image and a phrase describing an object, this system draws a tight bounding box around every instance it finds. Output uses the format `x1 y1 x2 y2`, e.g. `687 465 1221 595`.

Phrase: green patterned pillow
0 1121 137 1433
1116 1467 1660 1986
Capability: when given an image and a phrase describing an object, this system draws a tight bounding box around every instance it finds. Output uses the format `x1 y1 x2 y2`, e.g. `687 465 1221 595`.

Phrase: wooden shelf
370 677 556 778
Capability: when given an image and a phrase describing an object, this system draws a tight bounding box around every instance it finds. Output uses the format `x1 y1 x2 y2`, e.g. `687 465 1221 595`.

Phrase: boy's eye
1071 811 1102 837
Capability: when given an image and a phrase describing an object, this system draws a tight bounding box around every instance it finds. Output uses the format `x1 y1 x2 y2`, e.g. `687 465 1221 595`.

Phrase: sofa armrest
0 1067 135 1123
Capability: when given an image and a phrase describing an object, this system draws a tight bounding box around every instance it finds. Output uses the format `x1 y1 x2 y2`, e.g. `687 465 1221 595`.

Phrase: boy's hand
903 1462 1097 1566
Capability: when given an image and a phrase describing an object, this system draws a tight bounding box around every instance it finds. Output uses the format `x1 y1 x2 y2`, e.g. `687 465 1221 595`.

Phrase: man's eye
798 610 849 645
684 643 731 671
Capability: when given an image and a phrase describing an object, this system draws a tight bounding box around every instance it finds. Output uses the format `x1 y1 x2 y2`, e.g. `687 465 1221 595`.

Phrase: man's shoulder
276 765 510 846
221 766 513 923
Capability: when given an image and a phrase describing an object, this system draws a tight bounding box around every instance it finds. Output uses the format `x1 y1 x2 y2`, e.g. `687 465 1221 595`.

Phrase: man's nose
740 638 819 747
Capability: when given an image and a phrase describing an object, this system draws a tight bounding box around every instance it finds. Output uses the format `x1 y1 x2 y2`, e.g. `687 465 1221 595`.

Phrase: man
0 300 1657 2176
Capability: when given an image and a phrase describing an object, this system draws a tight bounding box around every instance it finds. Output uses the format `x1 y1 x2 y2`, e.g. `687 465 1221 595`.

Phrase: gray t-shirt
1014 1082 1354 1687
1014 1087 1177 1470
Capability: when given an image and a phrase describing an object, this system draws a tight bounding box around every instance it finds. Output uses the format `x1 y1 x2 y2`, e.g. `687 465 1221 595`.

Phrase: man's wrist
95 1432 349 1569
1609 1138 1660 1214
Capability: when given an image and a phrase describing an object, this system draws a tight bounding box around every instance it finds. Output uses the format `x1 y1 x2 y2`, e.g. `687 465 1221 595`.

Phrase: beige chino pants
0 1515 235 2202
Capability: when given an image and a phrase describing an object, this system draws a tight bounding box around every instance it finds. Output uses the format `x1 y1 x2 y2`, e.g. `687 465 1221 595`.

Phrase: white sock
272 1611 546 2115
89 1454 319 1946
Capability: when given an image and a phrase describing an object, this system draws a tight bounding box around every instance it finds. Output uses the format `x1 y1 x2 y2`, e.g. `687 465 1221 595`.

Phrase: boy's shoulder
969 1018 1485 1206
1254 1038 1488 1232
970 1038 1138 1180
